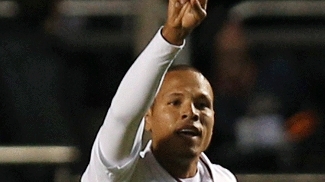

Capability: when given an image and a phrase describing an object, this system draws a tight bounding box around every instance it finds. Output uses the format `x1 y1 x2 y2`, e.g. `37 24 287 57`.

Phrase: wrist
161 25 190 46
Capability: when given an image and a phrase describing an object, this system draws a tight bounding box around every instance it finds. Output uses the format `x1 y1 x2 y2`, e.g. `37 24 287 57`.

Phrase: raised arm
109 0 208 125
83 0 208 179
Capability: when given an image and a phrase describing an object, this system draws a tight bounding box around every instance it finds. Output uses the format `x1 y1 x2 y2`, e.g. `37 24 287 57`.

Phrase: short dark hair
167 64 214 96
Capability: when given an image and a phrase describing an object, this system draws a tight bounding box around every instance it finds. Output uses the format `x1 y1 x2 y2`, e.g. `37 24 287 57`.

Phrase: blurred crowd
0 0 324 181
0 0 132 181
192 0 325 174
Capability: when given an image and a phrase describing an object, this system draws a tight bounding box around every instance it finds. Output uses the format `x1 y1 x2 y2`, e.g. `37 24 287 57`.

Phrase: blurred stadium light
0 146 80 182
237 174 325 182
230 1 325 19
0 0 136 17
229 0 325 47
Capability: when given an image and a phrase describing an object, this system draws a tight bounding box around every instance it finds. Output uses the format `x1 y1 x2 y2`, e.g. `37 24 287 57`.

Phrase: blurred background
0 0 324 181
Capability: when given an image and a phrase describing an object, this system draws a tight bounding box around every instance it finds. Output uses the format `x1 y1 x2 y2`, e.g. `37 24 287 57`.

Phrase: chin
155 137 204 159
177 146 203 159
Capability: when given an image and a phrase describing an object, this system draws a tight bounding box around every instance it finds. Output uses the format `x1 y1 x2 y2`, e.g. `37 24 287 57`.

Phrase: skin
162 0 208 45
145 69 214 178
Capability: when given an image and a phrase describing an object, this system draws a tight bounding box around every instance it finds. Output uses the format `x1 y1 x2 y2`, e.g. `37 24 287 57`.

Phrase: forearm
95 28 184 166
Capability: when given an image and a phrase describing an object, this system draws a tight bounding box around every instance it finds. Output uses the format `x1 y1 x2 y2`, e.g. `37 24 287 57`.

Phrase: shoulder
200 153 237 181
211 164 237 182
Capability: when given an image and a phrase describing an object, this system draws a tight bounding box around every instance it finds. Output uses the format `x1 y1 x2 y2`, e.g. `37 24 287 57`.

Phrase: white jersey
81 28 237 182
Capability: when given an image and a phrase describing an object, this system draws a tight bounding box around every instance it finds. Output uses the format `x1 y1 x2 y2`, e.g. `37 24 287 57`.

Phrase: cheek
152 108 178 133
202 112 215 136
202 110 214 124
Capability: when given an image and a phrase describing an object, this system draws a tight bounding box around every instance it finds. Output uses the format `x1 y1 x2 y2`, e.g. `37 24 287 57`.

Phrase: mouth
176 126 201 138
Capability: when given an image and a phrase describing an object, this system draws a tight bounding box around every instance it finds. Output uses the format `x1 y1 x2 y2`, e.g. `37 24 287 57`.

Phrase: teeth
181 129 194 132
179 129 197 136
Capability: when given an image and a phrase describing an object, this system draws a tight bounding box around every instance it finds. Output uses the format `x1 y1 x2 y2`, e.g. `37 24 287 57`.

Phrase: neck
153 149 200 178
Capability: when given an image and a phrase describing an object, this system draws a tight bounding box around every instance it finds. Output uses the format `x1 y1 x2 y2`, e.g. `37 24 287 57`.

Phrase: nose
181 102 199 121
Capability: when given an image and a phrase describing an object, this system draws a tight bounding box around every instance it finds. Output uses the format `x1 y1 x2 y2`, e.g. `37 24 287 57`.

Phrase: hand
162 0 208 45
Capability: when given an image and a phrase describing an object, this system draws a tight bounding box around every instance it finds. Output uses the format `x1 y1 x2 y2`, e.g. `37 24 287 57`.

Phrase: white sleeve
81 27 184 181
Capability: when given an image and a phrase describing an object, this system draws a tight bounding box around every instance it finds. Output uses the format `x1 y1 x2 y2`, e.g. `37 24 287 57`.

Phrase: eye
195 100 211 110
196 102 207 109
168 99 181 106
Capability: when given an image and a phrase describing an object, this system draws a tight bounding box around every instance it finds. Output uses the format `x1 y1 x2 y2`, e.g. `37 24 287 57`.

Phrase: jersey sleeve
81 27 184 182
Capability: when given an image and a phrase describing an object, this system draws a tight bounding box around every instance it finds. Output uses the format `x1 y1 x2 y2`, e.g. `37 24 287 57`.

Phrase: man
81 0 237 181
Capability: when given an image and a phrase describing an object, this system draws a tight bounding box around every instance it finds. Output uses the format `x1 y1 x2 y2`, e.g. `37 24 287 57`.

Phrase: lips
176 126 201 137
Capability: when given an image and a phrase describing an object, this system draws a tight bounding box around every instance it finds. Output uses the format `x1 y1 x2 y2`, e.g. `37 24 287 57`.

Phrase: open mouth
176 127 201 137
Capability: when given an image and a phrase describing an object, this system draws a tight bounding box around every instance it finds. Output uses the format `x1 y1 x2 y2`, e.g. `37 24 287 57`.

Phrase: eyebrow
196 93 213 105
201 91 213 100
166 93 184 97
165 92 212 101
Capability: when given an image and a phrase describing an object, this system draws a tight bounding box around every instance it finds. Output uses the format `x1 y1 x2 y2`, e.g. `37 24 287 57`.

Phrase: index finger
197 0 208 10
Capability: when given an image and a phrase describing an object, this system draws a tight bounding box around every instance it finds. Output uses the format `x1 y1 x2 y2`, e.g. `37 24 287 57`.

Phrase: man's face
145 69 214 158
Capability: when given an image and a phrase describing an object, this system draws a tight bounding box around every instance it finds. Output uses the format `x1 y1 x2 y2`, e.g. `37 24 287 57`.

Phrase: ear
145 107 153 132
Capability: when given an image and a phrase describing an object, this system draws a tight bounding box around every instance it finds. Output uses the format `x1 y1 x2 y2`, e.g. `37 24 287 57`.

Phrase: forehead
159 70 213 99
